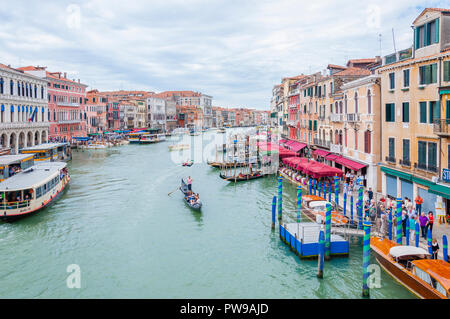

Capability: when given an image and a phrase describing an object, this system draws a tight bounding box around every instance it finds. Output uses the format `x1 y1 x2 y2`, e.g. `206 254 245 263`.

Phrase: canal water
0 130 415 298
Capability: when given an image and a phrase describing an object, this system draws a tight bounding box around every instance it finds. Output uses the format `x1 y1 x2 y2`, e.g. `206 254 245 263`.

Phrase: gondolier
187 176 193 191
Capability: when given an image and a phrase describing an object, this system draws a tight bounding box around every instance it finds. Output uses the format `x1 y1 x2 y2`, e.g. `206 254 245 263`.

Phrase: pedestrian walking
427 211 434 236
431 238 439 260
415 195 423 215
419 212 428 238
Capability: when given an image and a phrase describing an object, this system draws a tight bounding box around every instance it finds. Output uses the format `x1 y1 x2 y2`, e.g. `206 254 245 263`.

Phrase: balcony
433 119 450 137
414 162 438 173
314 138 330 149
385 156 396 164
0 122 50 130
57 101 80 107
346 113 361 122
330 143 342 153
330 114 344 122
399 159 411 167
57 119 81 124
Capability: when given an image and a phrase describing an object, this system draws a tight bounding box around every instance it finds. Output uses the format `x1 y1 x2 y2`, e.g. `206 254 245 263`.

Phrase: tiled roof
334 67 371 76
413 8 450 24
347 58 378 65
327 64 347 70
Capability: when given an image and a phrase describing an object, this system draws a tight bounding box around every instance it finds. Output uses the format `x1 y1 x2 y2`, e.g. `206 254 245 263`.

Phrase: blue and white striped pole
297 186 302 223
443 235 448 262
314 179 317 195
362 217 371 297
427 228 433 256
396 198 402 245
319 181 322 198
358 187 363 229
324 183 327 201
334 176 339 211
415 222 419 247
278 176 283 221
328 182 331 202
271 196 277 230
325 203 331 261
318 228 325 278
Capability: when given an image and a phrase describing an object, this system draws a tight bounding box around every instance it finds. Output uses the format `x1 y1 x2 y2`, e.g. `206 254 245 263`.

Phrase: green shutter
434 18 440 43
420 102 427 123
431 63 437 83
444 61 450 82
402 102 409 122
415 27 420 49
391 103 395 122
446 100 450 121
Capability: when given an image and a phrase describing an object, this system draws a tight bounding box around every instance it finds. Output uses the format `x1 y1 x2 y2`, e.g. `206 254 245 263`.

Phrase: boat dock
279 222 349 258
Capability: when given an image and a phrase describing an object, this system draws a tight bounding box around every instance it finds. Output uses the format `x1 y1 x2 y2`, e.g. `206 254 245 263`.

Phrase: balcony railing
330 143 343 153
433 119 450 136
330 114 344 122
399 159 411 167
414 162 438 173
314 138 330 149
385 156 396 164
0 122 50 129
57 102 80 107
57 119 81 124
347 113 361 122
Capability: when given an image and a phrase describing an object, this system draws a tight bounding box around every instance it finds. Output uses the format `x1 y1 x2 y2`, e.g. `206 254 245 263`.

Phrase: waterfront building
0 64 50 154
18 66 87 142
165 98 177 133
157 91 213 128
147 97 167 131
176 105 203 129
378 7 450 216
281 75 305 138
85 90 108 134
270 84 283 128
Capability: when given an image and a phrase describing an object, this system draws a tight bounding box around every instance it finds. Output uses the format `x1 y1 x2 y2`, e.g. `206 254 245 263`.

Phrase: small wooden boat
217 128 226 134
207 161 246 169
371 237 450 299
219 171 264 182
180 179 202 210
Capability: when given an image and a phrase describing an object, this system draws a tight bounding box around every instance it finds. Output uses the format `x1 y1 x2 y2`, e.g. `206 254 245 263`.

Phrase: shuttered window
389 73 395 89
428 142 437 169
403 69 410 87
419 64 437 84
418 141 427 166
429 101 439 124
388 138 395 158
444 61 450 82
364 131 371 154
446 100 450 122
402 139 410 162
402 102 409 122
385 103 395 122
419 102 427 123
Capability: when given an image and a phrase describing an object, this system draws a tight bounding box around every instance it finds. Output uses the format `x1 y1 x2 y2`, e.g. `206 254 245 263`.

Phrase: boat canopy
20 142 68 152
389 246 430 258
72 137 91 141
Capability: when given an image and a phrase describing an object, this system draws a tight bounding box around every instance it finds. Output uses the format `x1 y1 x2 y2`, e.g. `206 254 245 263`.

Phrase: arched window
367 90 372 114
364 130 371 154
354 92 358 113
41 86 44 99
34 85 37 98
339 101 343 114
0 77 4 94
10 105 14 122
17 82 21 96
10 80 13 95
21 82 24 96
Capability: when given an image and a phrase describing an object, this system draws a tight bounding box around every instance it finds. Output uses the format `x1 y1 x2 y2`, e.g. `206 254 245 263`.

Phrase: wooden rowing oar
168 187 180 196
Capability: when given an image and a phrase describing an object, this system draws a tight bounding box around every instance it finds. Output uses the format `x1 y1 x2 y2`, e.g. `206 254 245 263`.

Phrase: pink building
18 66 88 141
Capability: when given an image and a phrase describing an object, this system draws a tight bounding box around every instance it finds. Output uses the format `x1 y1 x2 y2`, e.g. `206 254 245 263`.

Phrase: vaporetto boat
0 154 70 221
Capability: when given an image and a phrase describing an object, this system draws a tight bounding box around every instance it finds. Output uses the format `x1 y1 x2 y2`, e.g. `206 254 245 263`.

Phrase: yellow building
378 8 450 216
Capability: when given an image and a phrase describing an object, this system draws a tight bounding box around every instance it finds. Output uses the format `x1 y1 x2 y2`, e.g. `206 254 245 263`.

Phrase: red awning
289 141 307 152
313 149 330 157
334 156 367 171
279 139 287 144
325 154 340 161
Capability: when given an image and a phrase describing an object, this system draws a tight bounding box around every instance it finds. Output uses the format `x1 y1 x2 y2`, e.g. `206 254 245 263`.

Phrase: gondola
207 161 246 168
180 179 202 210
219 171 265 182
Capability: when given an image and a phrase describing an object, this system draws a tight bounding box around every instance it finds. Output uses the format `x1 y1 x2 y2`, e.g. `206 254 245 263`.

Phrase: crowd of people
360 193 441 259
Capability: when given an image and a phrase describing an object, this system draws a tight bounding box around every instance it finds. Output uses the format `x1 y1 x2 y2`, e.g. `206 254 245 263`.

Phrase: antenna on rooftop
392 28 397 54
378 33 382 57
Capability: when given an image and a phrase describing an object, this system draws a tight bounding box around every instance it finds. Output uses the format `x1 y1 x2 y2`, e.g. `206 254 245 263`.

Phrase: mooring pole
362 217 371 297
415 222 419 247
328 182 331 202
318 227 325 278
278 176 283 221
389 208 393 241
319 181 322 198
325 203 331 261
271 196 277 230
309 178 312 195
396 198 402 245
358 187 363 229
343 184 348 217
443 235 448 262
334 176 339 211
350 193 354 225
427 228 433 256
297 186 302 223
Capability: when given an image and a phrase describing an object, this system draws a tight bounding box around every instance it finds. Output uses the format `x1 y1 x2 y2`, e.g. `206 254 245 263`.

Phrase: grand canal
0 130 415 298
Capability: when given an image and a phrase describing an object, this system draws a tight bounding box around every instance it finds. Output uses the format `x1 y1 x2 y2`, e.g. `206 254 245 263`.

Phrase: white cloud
0 0 444 108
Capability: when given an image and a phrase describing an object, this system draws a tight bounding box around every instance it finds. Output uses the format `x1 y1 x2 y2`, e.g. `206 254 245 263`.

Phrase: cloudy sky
0 0 447 109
